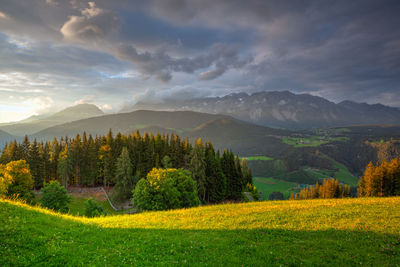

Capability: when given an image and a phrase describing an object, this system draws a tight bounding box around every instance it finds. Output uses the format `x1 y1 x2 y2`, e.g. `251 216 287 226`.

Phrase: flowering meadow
1 197 399 266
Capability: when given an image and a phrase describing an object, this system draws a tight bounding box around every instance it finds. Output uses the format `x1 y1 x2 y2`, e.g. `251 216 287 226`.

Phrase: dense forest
0 130 253 203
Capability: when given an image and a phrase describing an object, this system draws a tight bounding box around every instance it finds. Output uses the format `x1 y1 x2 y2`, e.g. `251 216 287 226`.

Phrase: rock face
122 91 400 129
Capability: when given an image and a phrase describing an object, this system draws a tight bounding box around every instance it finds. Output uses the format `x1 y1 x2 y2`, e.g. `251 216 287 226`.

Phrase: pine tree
57 144 71 188
189 138 207 202
112 147 136 202
28 139 43 189
205 143 226 202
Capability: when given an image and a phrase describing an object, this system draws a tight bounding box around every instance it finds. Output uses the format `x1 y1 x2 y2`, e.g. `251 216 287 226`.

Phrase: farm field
282 136 348 147
243 156 274 161
304 161 358 186
253 177 297 200
1 197 400 266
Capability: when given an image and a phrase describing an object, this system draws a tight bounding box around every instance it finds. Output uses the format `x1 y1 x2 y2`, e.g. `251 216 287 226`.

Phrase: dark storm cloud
0 0 399 111
114 43 252 81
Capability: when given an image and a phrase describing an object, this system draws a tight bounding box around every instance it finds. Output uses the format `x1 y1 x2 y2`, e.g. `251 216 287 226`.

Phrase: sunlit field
1 197 399 266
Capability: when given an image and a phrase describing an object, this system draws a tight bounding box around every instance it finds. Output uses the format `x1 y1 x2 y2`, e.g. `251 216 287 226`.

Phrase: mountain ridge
0 104 104 136
122 91 400 129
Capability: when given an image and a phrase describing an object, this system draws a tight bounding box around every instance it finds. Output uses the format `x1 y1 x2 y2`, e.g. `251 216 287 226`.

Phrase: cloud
0 11 10 20
74 95 96 105
23 96 54 114
61 2 118 43
0 0 400 112
115 43 252 81
101 104 112 110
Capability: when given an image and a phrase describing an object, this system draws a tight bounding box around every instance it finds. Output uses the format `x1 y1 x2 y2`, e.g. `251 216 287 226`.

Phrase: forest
0 130 253 205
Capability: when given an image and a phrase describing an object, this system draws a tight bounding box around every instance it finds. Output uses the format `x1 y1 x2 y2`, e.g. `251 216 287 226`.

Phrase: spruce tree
189 138 207 202
112 147 136 202
205 143 226 202
57 144 71 188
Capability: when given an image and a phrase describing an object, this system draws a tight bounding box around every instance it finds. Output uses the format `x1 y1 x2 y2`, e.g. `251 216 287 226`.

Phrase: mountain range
0 104 104 136
122 91 400 129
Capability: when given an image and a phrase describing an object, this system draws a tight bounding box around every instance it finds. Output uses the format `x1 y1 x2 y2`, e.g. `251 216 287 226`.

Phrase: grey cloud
198 68 225 80
115 43 252 81
60 2 118 43
1 0 400 109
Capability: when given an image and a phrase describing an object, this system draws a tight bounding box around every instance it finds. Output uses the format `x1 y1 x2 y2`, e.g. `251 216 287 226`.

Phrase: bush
246 183 259 201
41 181 70 213
84 197 105 217
132 168 199 211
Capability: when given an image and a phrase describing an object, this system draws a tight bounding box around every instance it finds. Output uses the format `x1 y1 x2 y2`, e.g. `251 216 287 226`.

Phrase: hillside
186 118 291 156
123 91 400 129
0 104 104 136
31 110 294 158
1 198 399 266
0 129 15 147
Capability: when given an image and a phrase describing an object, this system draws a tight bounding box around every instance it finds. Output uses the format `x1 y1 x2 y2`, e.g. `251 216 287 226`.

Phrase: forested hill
1 131 252 203
30 110 292 156
31 110 229 139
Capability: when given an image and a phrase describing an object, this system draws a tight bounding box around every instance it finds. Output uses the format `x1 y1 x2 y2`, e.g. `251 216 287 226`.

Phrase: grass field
68 197 118 216
282 136 348 147
304 160 358 186
253 177 297 200
243 156 274 161
1 197 399 266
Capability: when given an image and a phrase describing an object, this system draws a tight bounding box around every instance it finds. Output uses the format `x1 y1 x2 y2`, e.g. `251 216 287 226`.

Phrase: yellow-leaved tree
0 164 13 196
3 160 35 203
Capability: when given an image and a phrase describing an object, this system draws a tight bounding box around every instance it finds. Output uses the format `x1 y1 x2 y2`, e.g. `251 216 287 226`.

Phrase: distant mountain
186 117 290 156
32 110 229 139
0 104 104 136
47 104 104 122
0 129 15 148
31 110 292 156
122 91 400 129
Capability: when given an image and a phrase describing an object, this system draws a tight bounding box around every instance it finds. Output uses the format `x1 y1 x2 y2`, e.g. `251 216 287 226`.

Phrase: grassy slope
1 198 400 266
282 136 348 148
243 156 274 161
253 177 297 200
68 197 118 216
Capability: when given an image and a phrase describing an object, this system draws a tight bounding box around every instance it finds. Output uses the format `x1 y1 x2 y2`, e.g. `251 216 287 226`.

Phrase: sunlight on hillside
2 197 399 234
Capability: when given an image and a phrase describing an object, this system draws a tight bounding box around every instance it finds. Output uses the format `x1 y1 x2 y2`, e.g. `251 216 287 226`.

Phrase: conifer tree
28 139 43 189
57 144 71 188
190 138 207 202
205 143 226 202
112 147 136 202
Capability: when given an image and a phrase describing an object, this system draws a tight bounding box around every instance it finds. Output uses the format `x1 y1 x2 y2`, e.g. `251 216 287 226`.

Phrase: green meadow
1 197 399 266
253 177 297 200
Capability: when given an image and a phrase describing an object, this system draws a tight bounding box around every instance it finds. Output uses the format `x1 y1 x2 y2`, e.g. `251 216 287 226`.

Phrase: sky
0 0 399 122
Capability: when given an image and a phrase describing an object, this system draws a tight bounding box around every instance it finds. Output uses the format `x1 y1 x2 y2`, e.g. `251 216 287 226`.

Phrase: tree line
290 158 400 200
290 178 351 200
358 158 400 197
0 130 253 203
